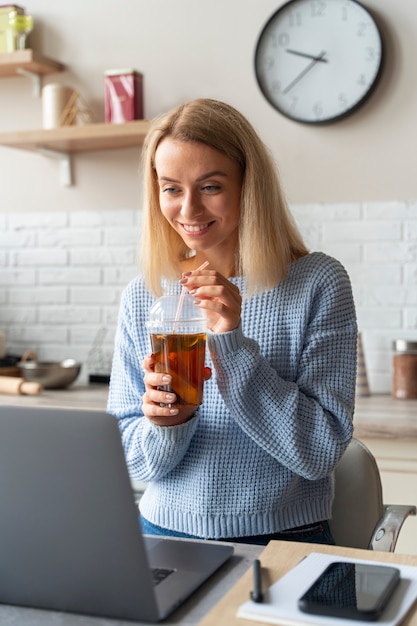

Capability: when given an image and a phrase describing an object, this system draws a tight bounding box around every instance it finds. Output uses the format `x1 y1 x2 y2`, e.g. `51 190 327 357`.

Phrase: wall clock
254 0 384 124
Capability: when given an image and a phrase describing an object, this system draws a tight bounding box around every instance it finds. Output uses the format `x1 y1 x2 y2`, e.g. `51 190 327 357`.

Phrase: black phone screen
298 561 400 621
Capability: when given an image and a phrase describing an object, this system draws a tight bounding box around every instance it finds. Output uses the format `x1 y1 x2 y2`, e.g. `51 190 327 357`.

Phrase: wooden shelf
0 49 64 77
0 120 152 186
0 120 151 153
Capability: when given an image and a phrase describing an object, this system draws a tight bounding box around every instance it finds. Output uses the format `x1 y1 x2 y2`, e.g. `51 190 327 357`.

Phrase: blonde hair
139 98 308 296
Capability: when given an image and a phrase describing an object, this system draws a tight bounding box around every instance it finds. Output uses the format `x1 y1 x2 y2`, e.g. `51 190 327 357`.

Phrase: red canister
104 69 144 123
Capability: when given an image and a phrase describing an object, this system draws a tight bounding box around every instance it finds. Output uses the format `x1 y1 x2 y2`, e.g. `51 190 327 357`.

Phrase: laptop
0 405 233 622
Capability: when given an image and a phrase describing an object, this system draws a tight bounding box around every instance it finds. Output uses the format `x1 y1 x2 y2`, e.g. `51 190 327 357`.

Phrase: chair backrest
329 438 384 549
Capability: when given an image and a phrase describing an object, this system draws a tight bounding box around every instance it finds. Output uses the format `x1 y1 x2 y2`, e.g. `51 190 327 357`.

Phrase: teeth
183 223 209 232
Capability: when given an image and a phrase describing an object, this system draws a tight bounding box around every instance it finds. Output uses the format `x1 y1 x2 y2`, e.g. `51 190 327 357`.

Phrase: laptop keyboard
152 567 175 586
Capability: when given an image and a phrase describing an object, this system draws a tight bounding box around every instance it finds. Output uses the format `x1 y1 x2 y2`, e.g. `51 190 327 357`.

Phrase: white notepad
237 552 417 626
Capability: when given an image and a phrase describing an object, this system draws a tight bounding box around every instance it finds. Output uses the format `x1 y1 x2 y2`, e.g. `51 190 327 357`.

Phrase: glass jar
42 83 78 129
392 340 417 399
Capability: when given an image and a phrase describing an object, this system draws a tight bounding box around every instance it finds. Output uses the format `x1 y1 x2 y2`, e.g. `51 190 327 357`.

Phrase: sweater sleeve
207 257 357 481
107 282 200 482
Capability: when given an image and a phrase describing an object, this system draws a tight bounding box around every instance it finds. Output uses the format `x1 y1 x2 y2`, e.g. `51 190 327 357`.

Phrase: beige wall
0 0 416 209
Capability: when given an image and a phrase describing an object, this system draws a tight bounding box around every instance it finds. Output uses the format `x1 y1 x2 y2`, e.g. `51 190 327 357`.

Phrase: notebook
0 405 233 622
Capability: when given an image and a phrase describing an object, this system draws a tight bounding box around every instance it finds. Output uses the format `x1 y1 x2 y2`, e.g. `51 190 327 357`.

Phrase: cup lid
146 294 206 331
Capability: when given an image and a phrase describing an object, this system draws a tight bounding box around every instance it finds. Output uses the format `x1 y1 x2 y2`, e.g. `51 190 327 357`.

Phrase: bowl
18 353 81 389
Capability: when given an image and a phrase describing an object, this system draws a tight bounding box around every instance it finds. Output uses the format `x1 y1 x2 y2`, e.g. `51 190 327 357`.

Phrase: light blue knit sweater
107 252 357 539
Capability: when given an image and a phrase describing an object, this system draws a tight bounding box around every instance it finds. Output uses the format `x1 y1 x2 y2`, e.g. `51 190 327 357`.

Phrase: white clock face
255 0 383 124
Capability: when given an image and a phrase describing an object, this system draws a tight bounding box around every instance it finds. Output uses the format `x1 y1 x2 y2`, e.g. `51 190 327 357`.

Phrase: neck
183 253 235 278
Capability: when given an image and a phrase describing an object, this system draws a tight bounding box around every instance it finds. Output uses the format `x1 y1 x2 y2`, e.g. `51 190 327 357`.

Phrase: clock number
313 101 324 118
365 46 376 61
338 93 348 108
288 10 302 27
290 96 298 110
267 31 290 48
357 21 368 37
341 6 348 21
311 1 326 17
271 79 282 94
277 32 290 47
269 31 289 49
357 73 367 86
261 55 275 73
268 32 278 49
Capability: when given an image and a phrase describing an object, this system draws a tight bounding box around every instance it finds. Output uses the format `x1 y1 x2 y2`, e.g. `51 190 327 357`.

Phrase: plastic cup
146 294 207 407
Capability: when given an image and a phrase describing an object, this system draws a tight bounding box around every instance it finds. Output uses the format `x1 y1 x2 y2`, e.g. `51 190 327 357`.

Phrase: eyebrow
158 170 229 183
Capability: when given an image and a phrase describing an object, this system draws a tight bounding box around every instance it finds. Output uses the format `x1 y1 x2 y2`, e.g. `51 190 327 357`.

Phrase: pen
250 558 264 603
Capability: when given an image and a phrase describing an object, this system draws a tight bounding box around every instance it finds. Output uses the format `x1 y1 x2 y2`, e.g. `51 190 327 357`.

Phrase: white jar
42 83 77 129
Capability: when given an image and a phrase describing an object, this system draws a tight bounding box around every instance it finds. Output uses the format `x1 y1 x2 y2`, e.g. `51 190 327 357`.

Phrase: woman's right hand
142 354 209 426
179 268 242 334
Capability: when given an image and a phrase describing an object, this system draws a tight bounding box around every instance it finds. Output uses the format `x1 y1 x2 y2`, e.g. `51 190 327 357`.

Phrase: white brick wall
0 210 141 381
291 200 417 393
1 201 416 392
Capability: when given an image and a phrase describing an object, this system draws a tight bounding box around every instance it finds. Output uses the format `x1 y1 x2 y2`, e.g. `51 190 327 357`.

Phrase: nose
180 189 204 220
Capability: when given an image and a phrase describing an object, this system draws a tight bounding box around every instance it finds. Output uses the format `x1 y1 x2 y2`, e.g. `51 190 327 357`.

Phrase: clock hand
283 50 327 94
286 49 329 63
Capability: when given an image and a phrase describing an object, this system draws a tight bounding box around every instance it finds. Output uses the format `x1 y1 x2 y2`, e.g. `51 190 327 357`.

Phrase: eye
161 185 179 194
202 184 221 193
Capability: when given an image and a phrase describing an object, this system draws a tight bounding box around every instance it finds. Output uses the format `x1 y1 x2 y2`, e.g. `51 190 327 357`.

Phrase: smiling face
154 138 242 274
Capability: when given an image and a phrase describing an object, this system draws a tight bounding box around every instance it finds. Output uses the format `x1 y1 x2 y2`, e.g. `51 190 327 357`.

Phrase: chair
329 437 416 552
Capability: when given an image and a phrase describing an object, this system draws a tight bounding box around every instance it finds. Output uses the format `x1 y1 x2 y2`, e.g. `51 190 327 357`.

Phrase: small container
392 340 417 399
42 83 78 129
104 69 143 123
0 4 24 52
8 12 33 50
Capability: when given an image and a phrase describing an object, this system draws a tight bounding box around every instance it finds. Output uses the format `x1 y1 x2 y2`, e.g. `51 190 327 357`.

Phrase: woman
108 98 357 545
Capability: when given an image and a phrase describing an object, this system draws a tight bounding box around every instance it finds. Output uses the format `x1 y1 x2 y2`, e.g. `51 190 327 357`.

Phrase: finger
179 269 225 292
144 372 172 390
194 287 242 312
142 354 155 372
142 391 179 414
196 291 241 321
180 270 234 291
142 394 201 427
146 388 177 407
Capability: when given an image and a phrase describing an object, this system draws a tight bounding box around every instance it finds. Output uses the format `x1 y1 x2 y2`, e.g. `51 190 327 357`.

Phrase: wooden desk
199 541 417 626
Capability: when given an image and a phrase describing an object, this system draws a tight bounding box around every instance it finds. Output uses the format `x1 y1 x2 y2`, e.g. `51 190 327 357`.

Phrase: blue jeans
140 515 335 547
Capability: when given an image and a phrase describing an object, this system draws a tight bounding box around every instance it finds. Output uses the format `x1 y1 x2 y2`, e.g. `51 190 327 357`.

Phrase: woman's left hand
179 268 242 334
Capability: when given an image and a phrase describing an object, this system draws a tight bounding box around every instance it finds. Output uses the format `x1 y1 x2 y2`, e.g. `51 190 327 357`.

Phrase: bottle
392 340 417 399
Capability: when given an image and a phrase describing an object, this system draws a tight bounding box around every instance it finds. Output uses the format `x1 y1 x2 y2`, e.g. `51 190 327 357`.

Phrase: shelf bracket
37 148 73 186
15 67 42 97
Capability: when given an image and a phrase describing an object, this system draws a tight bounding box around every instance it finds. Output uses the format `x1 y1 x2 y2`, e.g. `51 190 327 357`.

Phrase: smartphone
298 561 400 621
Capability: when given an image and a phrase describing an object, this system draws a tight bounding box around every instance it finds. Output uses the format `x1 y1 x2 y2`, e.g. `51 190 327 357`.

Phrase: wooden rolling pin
0 376 42 396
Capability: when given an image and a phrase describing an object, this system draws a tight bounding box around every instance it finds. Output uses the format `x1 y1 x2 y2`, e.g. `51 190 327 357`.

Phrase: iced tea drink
147 294 207 407
150 331 206 406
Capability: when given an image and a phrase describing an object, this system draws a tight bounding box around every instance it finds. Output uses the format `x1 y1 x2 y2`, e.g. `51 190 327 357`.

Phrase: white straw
173 261 209 333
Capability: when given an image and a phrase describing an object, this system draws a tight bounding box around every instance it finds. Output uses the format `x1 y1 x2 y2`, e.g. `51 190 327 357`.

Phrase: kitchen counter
0 385 416 439
0 383 108 410
353 394 417 440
